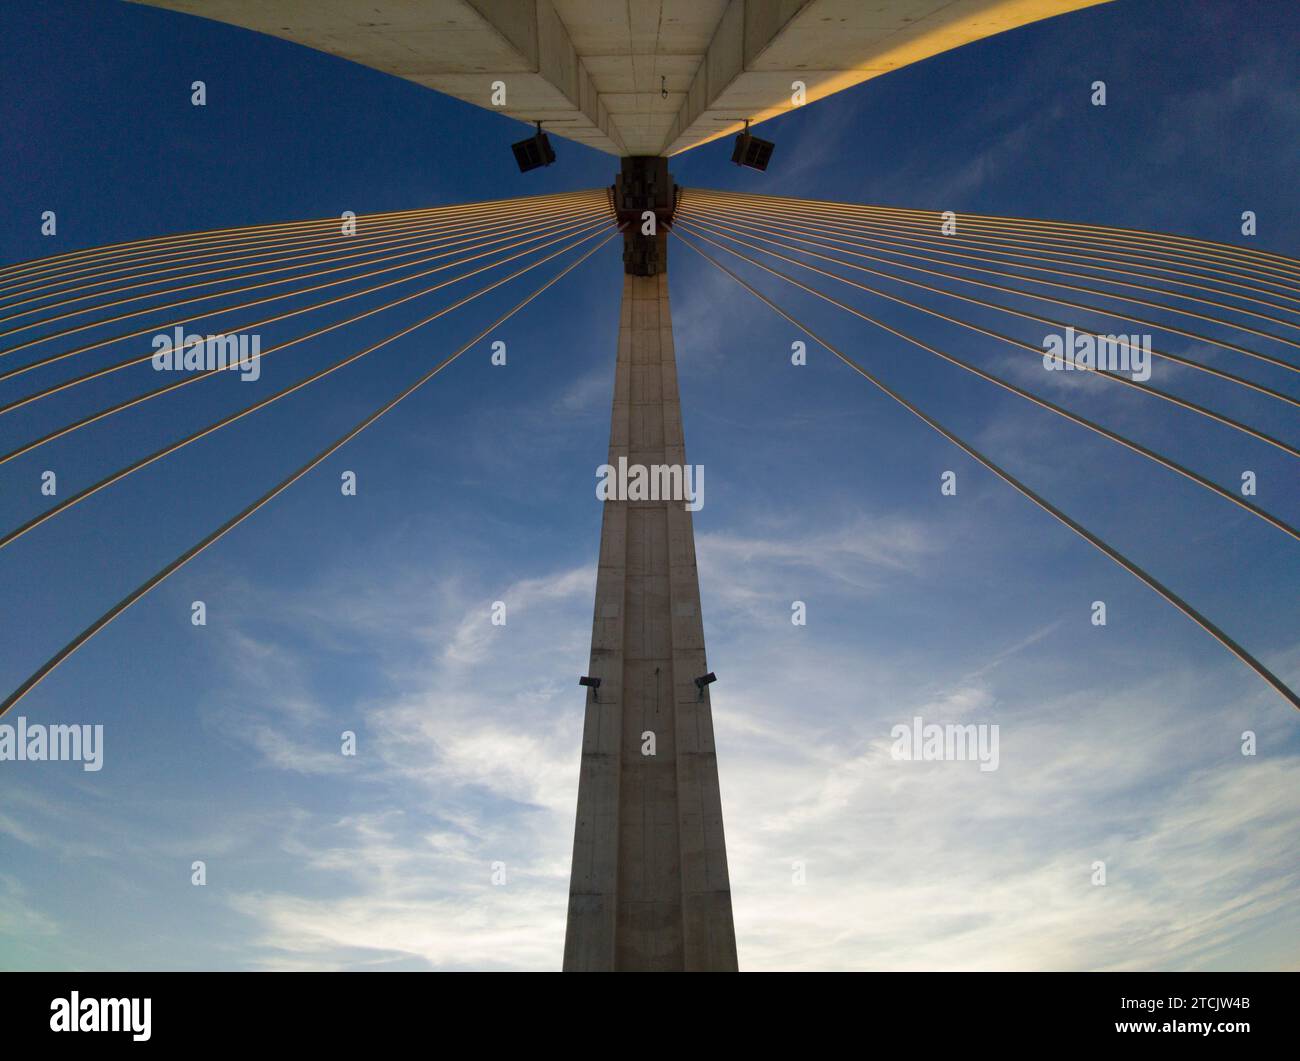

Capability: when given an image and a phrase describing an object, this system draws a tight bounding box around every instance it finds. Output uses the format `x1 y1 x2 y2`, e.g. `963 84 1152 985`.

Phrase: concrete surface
132 0 1109 157
563 272 738 970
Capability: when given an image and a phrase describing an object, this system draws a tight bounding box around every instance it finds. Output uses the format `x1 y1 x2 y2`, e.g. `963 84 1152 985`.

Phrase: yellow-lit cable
0 197 606 343
678 212 1300 392
684 194 1300 327
688 190 1300 287
0 230 618 719
0 216 613 464
0 221 615 550
673 218 1299 456
0 191 608 323
0 190 606 290
671 227 1300 713
0 210 611 415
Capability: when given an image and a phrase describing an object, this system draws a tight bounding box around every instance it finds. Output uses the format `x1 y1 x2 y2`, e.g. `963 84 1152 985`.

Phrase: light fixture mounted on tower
511 120 557 173
728 119 775 171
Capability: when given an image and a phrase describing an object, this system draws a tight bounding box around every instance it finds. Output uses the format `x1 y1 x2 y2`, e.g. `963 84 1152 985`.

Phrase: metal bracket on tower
611 156 678 276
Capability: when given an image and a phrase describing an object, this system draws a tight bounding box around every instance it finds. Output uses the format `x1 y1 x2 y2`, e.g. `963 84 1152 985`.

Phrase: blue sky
0 0 1297 971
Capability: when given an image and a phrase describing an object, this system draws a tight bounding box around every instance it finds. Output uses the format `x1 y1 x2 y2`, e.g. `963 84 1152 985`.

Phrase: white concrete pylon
564 270 737 971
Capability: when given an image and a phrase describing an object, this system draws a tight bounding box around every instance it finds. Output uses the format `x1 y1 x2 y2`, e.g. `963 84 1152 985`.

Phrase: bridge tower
562 159 738 971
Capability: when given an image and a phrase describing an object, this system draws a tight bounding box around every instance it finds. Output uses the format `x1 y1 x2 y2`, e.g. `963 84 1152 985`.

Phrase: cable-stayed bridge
3 0 1296 972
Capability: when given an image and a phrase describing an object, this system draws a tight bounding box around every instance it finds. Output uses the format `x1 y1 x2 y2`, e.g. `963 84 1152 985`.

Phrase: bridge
2 0 1296 973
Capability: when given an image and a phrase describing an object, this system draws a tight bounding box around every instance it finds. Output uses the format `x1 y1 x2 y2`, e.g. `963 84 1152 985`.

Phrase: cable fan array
0 186 1295 713
0 190 618 713
672 189 1299 709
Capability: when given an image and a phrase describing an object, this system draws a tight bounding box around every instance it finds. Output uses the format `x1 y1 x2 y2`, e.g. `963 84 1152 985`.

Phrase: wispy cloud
191 514 1299 971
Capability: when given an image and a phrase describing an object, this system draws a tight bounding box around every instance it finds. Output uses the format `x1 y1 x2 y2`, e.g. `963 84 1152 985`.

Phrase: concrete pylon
563 263 738 971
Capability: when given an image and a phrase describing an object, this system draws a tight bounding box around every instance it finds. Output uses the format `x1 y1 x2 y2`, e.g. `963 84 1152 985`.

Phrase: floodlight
731 123 774 171
512 121 557 173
